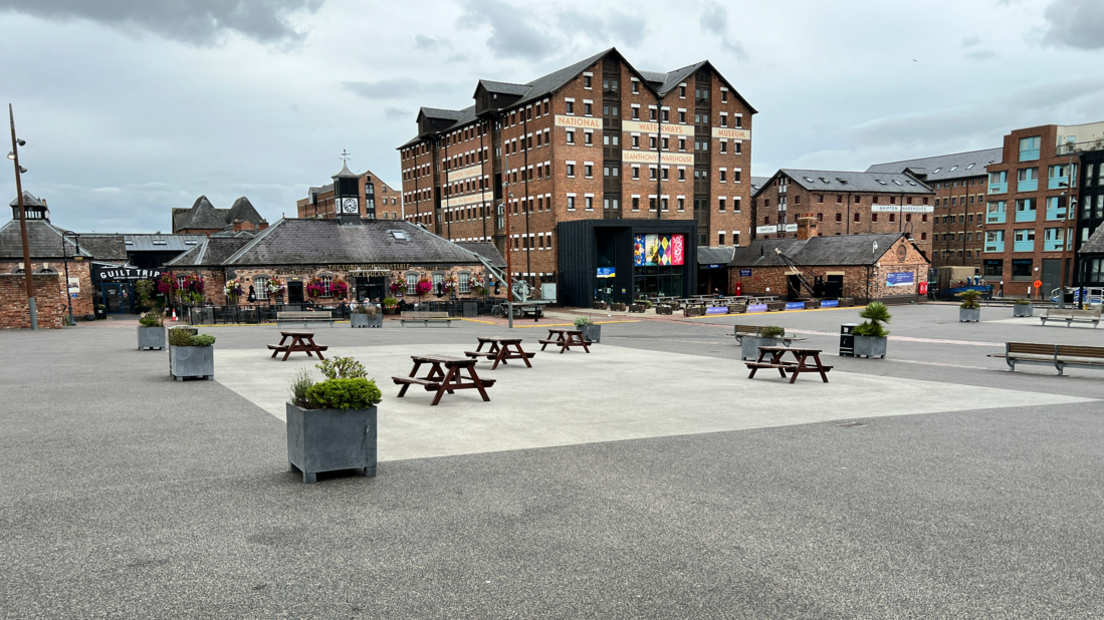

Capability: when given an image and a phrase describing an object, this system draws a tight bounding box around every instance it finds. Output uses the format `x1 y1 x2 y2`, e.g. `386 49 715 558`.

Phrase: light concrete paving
215 343 1097 463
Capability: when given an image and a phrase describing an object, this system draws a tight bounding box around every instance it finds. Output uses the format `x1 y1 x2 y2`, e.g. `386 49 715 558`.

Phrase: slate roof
220 219 487 267
9 191 43 207
697 246 735 265
455 242 507 268
750 176 771 195
866 148 1003 183
166 237 251 267
177 196 229 231
226 197 264 224
727 234 909 268
73 234 128 261
777 169 934 195
477 80 531 97
0 219 93 259
1079 224 1104 254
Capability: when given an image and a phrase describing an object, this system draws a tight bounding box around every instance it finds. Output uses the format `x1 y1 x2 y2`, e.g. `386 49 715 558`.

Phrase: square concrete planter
592 301 607 310
286 402 377 484
629 303 647 313
729 304 747 314
804 300 821 310
138 326 166 350
767 302 787 312
839 298 855 307
1013 304 1033 317
351 313 383 328
609 302 627 312
168 345 214 381
655 305 674 315
740 335 783 361
579 324 601 343
959 308 981 322
853 335 888 359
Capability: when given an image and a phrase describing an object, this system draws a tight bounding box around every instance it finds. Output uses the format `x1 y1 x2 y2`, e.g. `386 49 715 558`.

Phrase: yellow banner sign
621 120 694 136
622 151 696 165
711 127 751 140
444 191 492 208
554 115 603 129
447 164 484 183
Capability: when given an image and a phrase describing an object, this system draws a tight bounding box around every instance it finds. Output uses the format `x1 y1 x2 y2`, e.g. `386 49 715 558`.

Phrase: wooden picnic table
539 328 591 354
268 331 328 361
465 337 535 369
746 346 832 383
392 354 496 406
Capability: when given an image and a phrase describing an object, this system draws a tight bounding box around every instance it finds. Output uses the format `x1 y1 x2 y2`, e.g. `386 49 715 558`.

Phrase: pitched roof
226 197 264 224
1079 224 1104 254
9 191 43 207
0 219 93 259
866 148 1003 182
179 195 229 231
697 246 735 265
455 242 506 268
777 169 934 194
750 176 771 194
221 219 487 267
477 79 531 97
727 234 909 268
165 237 251 267
73 234 128 261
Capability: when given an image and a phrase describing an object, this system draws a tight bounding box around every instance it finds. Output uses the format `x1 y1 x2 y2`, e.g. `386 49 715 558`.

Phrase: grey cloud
962 36 982 47
1043 0 1104 49
457 0 554 60
414 34 450 50
607 10 645 43
342 79 457 101
0 0 324 46
385 107 411 121
555 9 644 48
700 3 727 36
966 50 996 60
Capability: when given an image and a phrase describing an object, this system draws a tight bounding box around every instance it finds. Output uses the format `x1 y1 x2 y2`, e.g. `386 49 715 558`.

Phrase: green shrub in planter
305 379 382 410
851 302 891 358
957 289 982 309
760 325 785 338
574 316 592 327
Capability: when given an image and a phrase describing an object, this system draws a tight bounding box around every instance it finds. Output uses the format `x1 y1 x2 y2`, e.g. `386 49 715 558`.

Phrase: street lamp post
62 231 80 326
9 104 36 329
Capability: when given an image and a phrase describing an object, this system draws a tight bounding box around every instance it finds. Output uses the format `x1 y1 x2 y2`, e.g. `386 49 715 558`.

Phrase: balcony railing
1019 148 1040 162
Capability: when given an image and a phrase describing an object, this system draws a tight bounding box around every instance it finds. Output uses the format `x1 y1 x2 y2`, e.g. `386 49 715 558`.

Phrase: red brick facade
0 273 69 329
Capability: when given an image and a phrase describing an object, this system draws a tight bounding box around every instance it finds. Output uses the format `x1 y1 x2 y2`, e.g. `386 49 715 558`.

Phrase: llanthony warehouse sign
275 264 411 276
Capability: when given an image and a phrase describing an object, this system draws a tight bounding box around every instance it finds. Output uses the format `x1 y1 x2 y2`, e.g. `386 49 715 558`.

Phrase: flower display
330 279 349 298
306 278 326 298
265 277 285 296
156 273 178 295
415 277 433 297
224 278 243 302
182 273 205 304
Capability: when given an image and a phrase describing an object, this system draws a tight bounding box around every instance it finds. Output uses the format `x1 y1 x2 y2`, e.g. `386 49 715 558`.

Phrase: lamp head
18 166 26 174
6 151 12 160
16 139 25 147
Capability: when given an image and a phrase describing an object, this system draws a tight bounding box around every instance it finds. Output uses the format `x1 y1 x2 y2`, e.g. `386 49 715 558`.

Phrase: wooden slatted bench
987 342 1104 375
400 311 452 327
1039 308 1101 328
276 311 335 328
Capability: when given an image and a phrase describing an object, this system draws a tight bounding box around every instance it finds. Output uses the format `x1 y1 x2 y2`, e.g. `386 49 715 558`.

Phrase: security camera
16 139 25 147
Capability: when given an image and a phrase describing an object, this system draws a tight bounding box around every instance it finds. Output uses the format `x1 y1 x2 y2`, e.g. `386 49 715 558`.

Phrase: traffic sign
1033 279 1042 289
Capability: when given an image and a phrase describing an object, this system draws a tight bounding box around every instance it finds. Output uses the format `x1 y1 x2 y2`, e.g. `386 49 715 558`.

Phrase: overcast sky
2 0 1103 233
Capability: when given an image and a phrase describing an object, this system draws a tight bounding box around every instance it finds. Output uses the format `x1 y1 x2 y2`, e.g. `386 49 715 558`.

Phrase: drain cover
837 421 866 428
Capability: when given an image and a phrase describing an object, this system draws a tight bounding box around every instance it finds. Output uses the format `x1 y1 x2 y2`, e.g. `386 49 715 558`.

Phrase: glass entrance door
102 284 124 314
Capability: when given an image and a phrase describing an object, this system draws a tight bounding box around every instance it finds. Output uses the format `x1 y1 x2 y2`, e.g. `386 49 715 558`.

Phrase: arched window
432 271 445 295
317 274 333 297
405 272 418 295
254 275 269 300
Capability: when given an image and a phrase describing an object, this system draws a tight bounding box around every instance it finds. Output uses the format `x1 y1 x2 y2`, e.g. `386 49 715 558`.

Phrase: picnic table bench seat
1039 308 1101 327
276 311 335 328
988 342 1104 375
400 311 452 327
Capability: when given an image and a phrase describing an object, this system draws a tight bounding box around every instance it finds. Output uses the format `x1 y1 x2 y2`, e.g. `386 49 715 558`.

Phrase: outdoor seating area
1038 308 1101 328
746 346 833 383
988 342 1104 375
539 328 591 354
392 355 495 406
399 311 453 327
276 310 335 328
267 331 328 361
464 337 535 369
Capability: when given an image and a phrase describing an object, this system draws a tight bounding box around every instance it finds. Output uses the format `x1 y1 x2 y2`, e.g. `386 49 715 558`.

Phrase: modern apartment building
867 148 1002 272
980 122 1104 297
750 169 936 257
397 48 756 305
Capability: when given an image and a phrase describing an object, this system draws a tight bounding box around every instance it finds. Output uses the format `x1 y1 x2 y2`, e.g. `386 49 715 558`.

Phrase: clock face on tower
341 197 359 214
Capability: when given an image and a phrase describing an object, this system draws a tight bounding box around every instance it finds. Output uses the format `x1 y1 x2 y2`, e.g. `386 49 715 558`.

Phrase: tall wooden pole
9 104 37 329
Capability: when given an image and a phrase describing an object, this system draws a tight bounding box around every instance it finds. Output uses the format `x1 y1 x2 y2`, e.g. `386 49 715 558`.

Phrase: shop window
459 272 471 294
405 272 418 295
254 275 269 300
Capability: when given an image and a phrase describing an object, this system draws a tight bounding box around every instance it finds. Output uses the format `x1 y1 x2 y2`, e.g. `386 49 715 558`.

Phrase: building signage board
885 272 915 287
68 277 81 293
705 264 723 269
870 205 935 213
96 265 162 282
784 223 798 232
711 127 752 140
621 121 695 136
621 151 695 165
554 115 603 129
446 164 483 183
633 234 685 266
739 269 752 276
755 225 778 234
443 191 492 209
596 267 616 278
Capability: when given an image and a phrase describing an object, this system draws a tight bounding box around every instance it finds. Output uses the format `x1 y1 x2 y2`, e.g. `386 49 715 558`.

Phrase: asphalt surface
1 305 1103 619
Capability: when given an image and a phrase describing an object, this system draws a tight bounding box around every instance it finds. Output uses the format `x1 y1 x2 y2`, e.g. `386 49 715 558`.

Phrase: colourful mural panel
634 234 687 266
634 234 646 266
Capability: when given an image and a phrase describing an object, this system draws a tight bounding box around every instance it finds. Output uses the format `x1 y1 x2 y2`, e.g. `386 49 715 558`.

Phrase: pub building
165 163 504 309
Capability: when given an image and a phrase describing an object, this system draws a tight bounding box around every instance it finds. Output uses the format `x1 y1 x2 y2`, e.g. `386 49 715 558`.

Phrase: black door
825 275 843 298
102 284 124 314
287 281 304 304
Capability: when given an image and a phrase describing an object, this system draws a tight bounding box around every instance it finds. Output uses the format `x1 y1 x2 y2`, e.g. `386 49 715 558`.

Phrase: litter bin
462 300 478 318
839 323 858 357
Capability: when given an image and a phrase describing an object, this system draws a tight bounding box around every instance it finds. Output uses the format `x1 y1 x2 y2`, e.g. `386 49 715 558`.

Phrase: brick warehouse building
398 47 756 306
867 148 1002 276
297 168 403 222
751 170 936 256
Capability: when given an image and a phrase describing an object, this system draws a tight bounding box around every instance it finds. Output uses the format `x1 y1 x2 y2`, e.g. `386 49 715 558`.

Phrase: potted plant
957 289 982 322
609 302 626 311
415 277 433 302
739 325 786 360
839 297 855 307
223 278 243 305
592 300 608 310
94 304 106 320
655 304 674 315
266 277 285 303
382 297 399 315
767 301 787 312
286 357 382 483
729 303 747 314
167 326 216 381
852 302 891 358
351 303 382 328
804 299 821 309
575 316 600 343
137 306 166 350
1013 298 1033 317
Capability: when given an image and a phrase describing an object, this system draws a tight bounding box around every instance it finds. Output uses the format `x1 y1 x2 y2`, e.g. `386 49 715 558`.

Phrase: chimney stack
796 212 817 241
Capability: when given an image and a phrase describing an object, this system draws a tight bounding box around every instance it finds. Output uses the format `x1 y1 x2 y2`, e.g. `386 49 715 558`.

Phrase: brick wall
0 273 68 329
0 260 93 317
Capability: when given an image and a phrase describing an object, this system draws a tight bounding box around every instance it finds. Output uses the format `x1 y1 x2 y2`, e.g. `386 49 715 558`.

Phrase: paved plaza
2 304 1103 618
